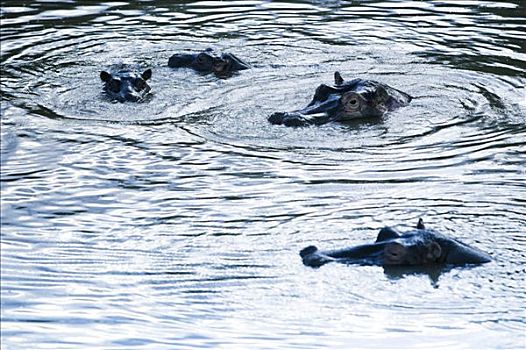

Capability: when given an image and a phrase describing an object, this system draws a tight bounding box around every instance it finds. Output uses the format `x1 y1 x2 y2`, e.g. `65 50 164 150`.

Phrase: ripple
1 1 525 349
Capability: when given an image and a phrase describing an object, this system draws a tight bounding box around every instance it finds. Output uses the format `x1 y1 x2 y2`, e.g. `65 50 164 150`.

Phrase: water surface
1 1 525 349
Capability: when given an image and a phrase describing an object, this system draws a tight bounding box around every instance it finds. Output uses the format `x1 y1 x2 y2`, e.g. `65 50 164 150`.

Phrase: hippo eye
346 98 359 110
134 78 146 91
197 54 206 63
109 79 121 92
343 93 361 110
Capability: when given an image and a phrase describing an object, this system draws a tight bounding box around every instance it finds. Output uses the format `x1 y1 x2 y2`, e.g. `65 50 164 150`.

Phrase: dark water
1 1 525 349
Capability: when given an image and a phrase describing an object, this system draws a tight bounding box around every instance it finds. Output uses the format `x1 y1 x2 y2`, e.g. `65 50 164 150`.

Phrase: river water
1 1 525 349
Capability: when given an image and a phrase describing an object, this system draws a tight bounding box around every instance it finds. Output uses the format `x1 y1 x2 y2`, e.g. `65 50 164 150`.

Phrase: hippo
168 48 249 77
269 71 413 126
300 219 491 268
100 67 152 102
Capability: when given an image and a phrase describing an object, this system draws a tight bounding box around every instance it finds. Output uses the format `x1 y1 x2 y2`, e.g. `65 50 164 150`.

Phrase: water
1 1 525 349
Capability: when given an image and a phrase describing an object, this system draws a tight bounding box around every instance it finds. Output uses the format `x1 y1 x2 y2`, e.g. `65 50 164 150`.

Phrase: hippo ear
334 71 344 85
100 71 112 82
141 69 152 81
417 218 426 230
376 227 400 242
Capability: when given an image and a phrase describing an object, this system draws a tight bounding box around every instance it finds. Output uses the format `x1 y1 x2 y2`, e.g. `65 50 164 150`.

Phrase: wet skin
100 67 152 102
269 71 413 127
300 219 491 268
168 48 249 77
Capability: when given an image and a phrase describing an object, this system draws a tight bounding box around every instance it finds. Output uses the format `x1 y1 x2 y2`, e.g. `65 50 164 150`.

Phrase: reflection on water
382 264 454 287
1 1 525 349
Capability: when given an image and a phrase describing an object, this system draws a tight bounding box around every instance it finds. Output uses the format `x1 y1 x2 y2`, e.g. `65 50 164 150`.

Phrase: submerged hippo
168 48 249 76
100 67 152 102
269 72 413 127
300 219 491 268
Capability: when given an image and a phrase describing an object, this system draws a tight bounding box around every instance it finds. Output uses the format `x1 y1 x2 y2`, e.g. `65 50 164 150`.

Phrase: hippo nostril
268 112 308 127
268 112 285 125
300 245 318 258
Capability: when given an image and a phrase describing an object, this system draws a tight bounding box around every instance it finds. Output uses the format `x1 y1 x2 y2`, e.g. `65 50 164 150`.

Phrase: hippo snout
268 112 286 125
121 94 140 102
115 86 143 102
300 245 318 258
268 112 308 127
168 54 195 68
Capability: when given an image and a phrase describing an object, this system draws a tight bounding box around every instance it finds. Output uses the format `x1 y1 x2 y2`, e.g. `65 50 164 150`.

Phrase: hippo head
378 219 442 266
100 68 152 102
168 48 249 76
269 71 413 126
300 218 491 268
382 237 443 265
